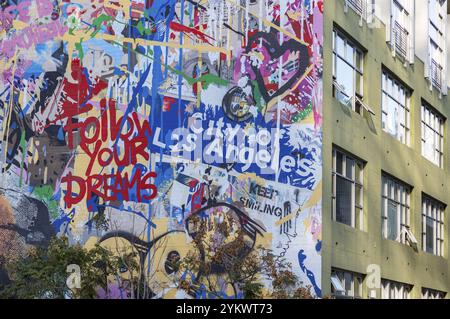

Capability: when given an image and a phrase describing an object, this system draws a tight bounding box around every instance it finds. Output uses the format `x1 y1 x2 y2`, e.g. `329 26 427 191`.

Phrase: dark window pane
426 217 434 253
344 272 352 296
356 51 363 70
346 158 354 179
355 277 362 297
336 176 352 226
336 152 344 174
387 200 398 240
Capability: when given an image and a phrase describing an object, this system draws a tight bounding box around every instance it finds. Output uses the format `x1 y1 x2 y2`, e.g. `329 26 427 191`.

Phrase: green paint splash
292 102 313 123
75 40 84 61
32 185 60 219
186 73 229 88
90 14 112 38
136 21 154 36
251 80 266 112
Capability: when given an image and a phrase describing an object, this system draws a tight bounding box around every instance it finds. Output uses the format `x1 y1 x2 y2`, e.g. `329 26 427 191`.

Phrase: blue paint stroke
298 249 321 297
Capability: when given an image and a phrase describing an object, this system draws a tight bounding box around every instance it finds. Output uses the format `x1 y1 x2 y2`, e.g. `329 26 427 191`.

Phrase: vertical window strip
421 104 444 168
392 0 411 60
381 71 411 145
381 174 411 243
422 195 445 257
422 288 446 299
332 30 364 112
381 279 412 299
332 149 364 230
428 0 446 91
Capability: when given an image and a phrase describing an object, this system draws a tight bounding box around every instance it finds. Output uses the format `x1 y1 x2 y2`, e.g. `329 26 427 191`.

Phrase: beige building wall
322 0 450 299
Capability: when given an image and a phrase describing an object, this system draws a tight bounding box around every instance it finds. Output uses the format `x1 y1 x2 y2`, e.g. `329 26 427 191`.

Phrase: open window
331 273 346 297
331 268 364 299
344 0 375 25
400 227 419 252
333 29 374 117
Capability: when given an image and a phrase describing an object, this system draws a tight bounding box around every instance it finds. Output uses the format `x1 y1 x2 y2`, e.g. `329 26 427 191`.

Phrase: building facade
1 0 450 300
0 0 324 298
323 0 450 299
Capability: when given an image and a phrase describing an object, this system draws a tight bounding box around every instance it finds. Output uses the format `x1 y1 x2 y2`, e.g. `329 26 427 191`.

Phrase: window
345 0 376 23
345 0 367 17
422 195 445 256
333 29 364 113
422 288 446 299
421 104 444 167
428 0 446 91
332 148 364 230
381 174 411 243
391 0 412 60
381 279 412 299
381 71 411 145
430 41 444 90
331 268 364 299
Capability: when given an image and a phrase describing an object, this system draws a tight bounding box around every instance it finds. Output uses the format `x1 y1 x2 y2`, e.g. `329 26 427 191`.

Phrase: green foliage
0 236 121 299
240 281 264 299
260 248 314 299
176 216 316 299
0 222 316 299
91 213 110 232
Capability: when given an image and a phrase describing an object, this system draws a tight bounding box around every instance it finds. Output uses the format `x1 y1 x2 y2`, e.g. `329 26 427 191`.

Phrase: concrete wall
323 0 450 298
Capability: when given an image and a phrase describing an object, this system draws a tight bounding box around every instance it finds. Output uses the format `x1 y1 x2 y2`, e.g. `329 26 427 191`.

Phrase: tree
0 236 125 299
175 214 316 299
0 217 317 299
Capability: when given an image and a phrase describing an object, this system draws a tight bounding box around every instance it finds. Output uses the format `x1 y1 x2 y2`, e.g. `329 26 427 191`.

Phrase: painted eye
119 265 128 273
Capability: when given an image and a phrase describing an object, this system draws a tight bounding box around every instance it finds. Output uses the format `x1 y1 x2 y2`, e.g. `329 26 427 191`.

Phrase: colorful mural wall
0 0 323 298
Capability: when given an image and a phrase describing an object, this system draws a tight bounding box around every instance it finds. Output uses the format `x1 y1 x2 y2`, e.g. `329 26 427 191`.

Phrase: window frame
332 28 365 113
332 148 365 230
381 174 411 244
346 0 367 17
421 103 445 168
422 287 446 299
391 0 411 60
422 195 445 257
428 0 446 91
331 268 364 299
381 70 411 145
381 279 412 299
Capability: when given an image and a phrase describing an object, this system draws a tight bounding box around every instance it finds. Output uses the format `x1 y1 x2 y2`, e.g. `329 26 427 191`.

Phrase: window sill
382 238 421 254
421 251 446 260
381 130 411 148
382 237 410 247
332 220 366 234
421 156 444 170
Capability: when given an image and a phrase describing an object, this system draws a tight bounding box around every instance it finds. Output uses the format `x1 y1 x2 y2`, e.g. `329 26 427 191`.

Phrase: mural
0 0 323 298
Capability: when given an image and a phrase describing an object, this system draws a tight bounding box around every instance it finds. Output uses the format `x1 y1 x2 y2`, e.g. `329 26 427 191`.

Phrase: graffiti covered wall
0 0 323 298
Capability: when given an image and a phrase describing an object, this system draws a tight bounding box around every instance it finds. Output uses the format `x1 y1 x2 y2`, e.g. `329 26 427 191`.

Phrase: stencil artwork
0 0 323 298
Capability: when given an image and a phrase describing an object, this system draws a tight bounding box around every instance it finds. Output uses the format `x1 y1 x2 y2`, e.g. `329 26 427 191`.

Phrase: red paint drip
169 21 215 45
